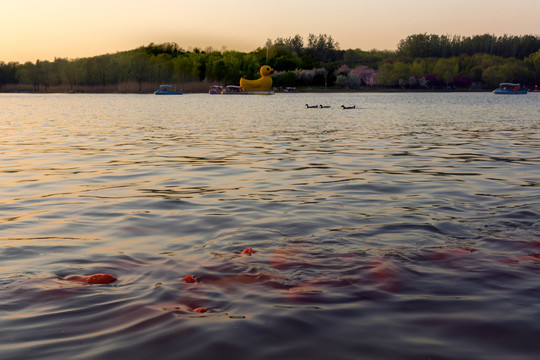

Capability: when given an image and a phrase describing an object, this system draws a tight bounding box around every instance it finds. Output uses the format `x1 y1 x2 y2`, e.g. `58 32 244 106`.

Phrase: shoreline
0 85 492 94
0 80 498 94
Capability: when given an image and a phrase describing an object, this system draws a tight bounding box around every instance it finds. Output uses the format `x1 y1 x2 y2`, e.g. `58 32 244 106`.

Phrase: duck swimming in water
240 65 274 92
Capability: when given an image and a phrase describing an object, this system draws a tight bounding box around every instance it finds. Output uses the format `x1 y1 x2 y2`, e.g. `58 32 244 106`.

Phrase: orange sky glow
2 0 539 63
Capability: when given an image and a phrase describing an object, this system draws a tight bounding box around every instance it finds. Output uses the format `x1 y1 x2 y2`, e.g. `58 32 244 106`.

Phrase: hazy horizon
2 0 539 63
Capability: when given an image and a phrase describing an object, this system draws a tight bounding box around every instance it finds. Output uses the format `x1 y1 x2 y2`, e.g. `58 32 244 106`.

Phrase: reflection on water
0 92 539 359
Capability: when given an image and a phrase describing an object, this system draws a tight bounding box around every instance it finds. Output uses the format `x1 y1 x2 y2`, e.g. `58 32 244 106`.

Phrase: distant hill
1 33 539 92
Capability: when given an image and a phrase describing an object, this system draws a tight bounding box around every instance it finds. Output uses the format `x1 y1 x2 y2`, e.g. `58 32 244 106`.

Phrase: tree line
1 33 539 92
397 33 540 59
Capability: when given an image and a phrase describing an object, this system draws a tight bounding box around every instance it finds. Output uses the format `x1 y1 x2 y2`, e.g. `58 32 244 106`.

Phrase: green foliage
0 62 18 86
392 62 411 84
398 33 540 59
525 50 540 83
275 71 297 87
343 49 395 69
273 55 300 71
2 33 539 92
433 58 458 83
346 73 362 89
376 63 394 86
483 65 513 88
140 42 184 57
410 58 434 77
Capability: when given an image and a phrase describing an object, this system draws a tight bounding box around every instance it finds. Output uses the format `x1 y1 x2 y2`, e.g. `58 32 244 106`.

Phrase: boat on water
222 85 246 95
244 90 275 95
211 66 276 95
154 85 183 95
284 87 298 93
493 83 527 95
209 85 275 95
209 85 223 94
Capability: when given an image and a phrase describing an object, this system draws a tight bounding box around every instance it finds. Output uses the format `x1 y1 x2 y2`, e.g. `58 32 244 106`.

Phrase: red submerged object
503 254 540 263
425 247 476 261
193 307 208 313
183 275 197 283
369 258 400 292
65 273 117 284
241 248 256 255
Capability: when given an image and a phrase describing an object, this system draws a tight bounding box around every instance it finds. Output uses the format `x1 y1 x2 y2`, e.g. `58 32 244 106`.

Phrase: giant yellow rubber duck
240 65 274 92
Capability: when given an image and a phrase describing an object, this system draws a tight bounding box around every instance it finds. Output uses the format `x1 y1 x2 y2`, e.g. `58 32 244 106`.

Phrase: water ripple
0 93 539 359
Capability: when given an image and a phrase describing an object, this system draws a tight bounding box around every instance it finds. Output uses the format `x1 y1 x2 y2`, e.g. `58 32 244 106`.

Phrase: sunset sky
2 0 539 63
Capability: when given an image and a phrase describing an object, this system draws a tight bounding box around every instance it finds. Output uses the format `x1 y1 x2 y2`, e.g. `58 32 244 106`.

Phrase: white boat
221 85 246 95
154 85 183 95
493 83 527 95
208 85 223 94
220 85 274 95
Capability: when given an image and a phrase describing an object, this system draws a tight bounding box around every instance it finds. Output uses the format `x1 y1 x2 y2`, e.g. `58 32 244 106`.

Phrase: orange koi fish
424 247 476 261
183 275 197 283
65 273 117 284
241 248 256 255
502 254 540 263
369 257 401 292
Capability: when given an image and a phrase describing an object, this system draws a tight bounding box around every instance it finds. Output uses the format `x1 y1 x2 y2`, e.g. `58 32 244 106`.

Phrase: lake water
0 92 539 359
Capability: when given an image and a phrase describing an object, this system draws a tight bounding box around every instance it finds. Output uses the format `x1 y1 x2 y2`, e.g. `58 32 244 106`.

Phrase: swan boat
493 83 527 95
154 85 183 95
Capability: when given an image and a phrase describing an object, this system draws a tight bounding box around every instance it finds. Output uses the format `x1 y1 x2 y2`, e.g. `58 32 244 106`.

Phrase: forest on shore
1 33 539 93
